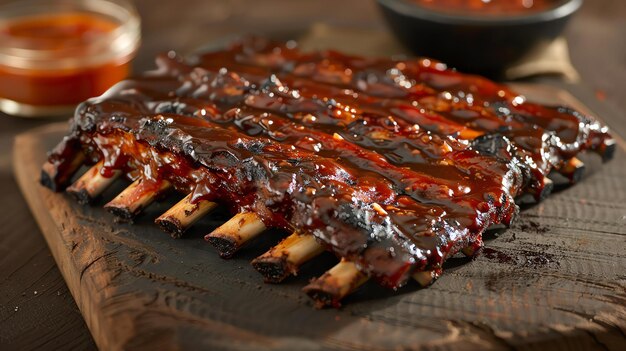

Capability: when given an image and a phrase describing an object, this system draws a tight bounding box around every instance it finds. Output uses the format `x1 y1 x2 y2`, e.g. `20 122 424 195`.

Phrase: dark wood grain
1 0 624 349
0 116 96 350
12 84 626 351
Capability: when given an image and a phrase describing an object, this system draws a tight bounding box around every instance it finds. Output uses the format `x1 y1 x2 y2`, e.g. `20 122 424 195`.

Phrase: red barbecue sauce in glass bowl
0 0 140 117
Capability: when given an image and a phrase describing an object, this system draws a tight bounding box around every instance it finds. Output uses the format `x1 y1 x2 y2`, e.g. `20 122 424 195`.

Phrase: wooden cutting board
13 84 626 351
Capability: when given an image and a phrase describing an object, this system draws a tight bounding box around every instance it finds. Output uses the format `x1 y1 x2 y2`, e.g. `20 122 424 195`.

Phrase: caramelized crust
42 38 613 289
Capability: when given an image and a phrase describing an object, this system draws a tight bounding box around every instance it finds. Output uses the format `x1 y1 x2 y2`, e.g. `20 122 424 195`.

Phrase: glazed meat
41 38 614 307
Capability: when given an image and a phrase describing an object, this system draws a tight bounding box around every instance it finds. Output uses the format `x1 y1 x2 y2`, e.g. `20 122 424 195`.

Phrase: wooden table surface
0 0 624 349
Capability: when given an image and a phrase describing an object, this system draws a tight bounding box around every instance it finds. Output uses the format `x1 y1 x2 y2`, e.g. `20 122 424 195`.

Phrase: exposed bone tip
205 212 266 257
105 178 171 220
205 235 239 258
560 157 585 185
303 260 368 308
413 270 439 287
304 289 342 309
67 188 93 205
155 217 185 239
303 276 344 309
66 161 121 204
40 166 58 191
104 205 136 222
252 233 324 283
156 195 218 237
251 257 289 283
40 151 86 191
600 138 616 162
537 177 554 202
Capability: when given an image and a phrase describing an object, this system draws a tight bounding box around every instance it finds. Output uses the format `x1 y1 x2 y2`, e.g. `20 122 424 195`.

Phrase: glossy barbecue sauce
46 38 613 288
0 13 131 108
412 0 563 15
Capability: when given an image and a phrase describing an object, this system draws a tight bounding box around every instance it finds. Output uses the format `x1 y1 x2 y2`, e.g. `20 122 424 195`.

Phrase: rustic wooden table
1 0 624 349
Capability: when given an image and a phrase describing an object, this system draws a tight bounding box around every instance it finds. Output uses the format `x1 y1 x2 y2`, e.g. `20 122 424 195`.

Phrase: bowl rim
376 0 583 25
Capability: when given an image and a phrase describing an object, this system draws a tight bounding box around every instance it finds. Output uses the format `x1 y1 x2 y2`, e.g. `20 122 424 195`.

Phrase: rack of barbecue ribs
41 37 615 308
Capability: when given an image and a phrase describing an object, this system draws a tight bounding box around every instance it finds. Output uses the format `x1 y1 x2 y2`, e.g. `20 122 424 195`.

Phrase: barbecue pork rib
41 38 614 308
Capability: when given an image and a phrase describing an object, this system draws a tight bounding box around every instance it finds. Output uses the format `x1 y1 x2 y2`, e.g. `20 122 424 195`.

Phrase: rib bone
156 193 218 238
560 157 585 184
303 259 368 309
66 161 122 204
537 176 554 202
251 233 325 283
304 260 443 307
41 152 85 192
598 138 617 162
205 212 266 258
104 178 171 220
413 270 440 287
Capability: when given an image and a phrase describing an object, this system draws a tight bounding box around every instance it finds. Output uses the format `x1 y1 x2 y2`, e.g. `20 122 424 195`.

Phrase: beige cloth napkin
299 23 580 82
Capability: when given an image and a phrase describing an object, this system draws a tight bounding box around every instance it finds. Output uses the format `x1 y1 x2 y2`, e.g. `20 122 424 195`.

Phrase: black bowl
377 0 582 77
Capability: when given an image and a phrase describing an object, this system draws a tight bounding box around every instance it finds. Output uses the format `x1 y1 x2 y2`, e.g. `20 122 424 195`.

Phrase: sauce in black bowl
411 0 565 15
378 0 581 77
